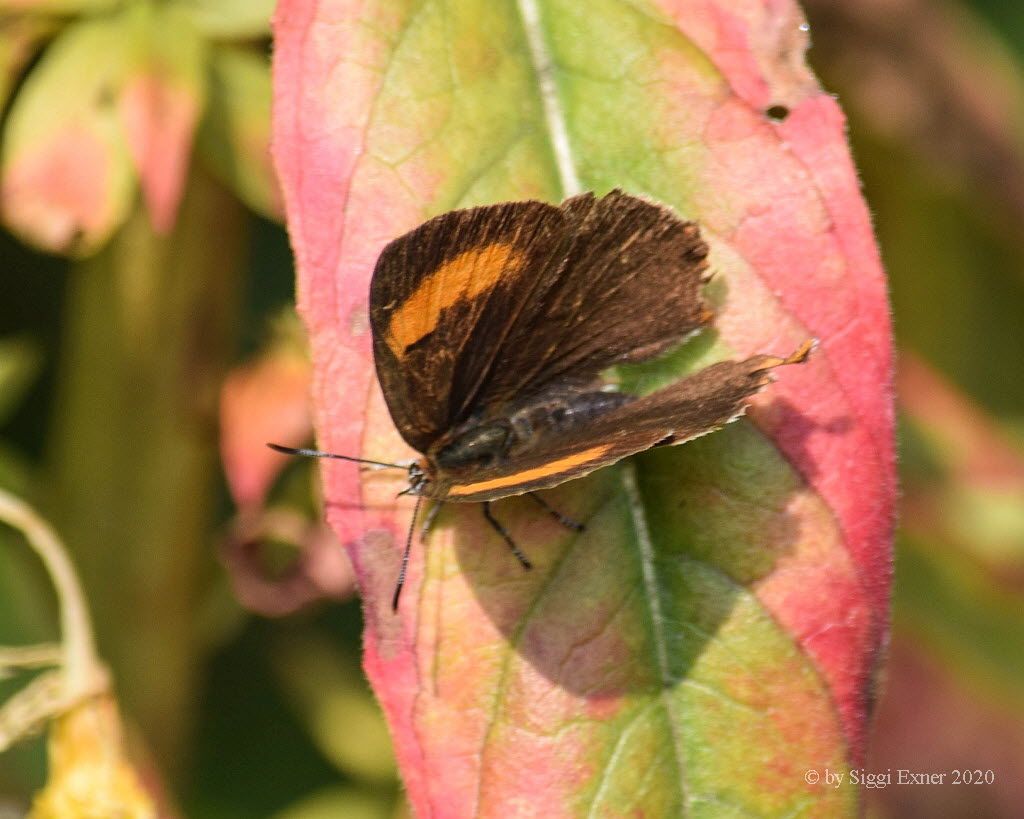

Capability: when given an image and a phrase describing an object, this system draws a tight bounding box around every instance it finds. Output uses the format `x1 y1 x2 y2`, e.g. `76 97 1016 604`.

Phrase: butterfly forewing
484 190 711 407
369 199 569 453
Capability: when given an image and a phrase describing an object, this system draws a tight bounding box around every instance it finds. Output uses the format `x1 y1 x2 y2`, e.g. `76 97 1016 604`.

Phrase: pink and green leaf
0 5 205 252
272 0 894 814
1 13 138 255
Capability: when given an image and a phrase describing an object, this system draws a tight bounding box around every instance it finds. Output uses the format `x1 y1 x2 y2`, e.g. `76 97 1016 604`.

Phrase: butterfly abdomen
506 389 635 446
432 388 635 474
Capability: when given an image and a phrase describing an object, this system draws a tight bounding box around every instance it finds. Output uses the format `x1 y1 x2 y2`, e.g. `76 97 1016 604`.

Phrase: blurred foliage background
0 0 1022 816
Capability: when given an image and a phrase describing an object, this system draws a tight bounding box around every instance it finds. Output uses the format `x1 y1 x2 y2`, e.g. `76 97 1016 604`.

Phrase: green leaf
197 46 280 220
176 0 275 39
0 0 118 13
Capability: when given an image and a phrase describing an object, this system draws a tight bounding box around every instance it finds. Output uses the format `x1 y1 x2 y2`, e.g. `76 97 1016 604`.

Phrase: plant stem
0 491 102 697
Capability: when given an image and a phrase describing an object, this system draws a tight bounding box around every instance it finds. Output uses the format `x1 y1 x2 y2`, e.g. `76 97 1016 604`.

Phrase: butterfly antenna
266 443 406 470
392 493 423 611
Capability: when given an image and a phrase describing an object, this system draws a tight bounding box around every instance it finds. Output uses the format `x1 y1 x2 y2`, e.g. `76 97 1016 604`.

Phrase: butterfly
271 189 812 608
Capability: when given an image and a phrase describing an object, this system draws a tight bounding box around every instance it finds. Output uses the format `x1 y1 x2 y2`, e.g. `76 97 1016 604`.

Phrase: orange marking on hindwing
446 444 615 497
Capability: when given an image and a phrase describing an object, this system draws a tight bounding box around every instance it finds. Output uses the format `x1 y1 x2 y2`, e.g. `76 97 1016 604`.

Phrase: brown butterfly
272 189 812 607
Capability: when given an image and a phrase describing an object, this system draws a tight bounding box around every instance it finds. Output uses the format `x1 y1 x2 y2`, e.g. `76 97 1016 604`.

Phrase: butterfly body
421 385 638 501
368 189 810 506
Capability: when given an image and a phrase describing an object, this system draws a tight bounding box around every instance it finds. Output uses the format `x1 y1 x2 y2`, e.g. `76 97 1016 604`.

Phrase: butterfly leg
420 500 443 538
481 501 532 570
527 492 585 532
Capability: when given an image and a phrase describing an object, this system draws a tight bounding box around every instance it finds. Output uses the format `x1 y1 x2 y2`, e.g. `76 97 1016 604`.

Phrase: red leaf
272 0 894 812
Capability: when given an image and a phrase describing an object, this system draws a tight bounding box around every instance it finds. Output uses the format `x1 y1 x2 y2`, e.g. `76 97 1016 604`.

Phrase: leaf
178 0 276 39
0 12 139 255
0 14 59 110
0 0 118 12
271 0 894 815
197 45 282 221
899 352 1024 569
118 4 207 235
219 323 312 510
806 0 1024 242
1 5 205 249
805 0 1024 420
896 353 1024 705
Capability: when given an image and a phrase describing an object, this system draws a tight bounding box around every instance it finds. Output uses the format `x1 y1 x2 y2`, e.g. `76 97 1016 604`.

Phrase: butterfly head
401 460 431 497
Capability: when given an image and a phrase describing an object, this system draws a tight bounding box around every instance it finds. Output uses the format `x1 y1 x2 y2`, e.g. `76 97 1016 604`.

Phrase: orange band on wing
385 242 524 358
446 444 614 497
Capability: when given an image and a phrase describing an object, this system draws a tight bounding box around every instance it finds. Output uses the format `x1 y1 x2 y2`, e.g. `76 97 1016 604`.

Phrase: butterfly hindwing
429 350 804 502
